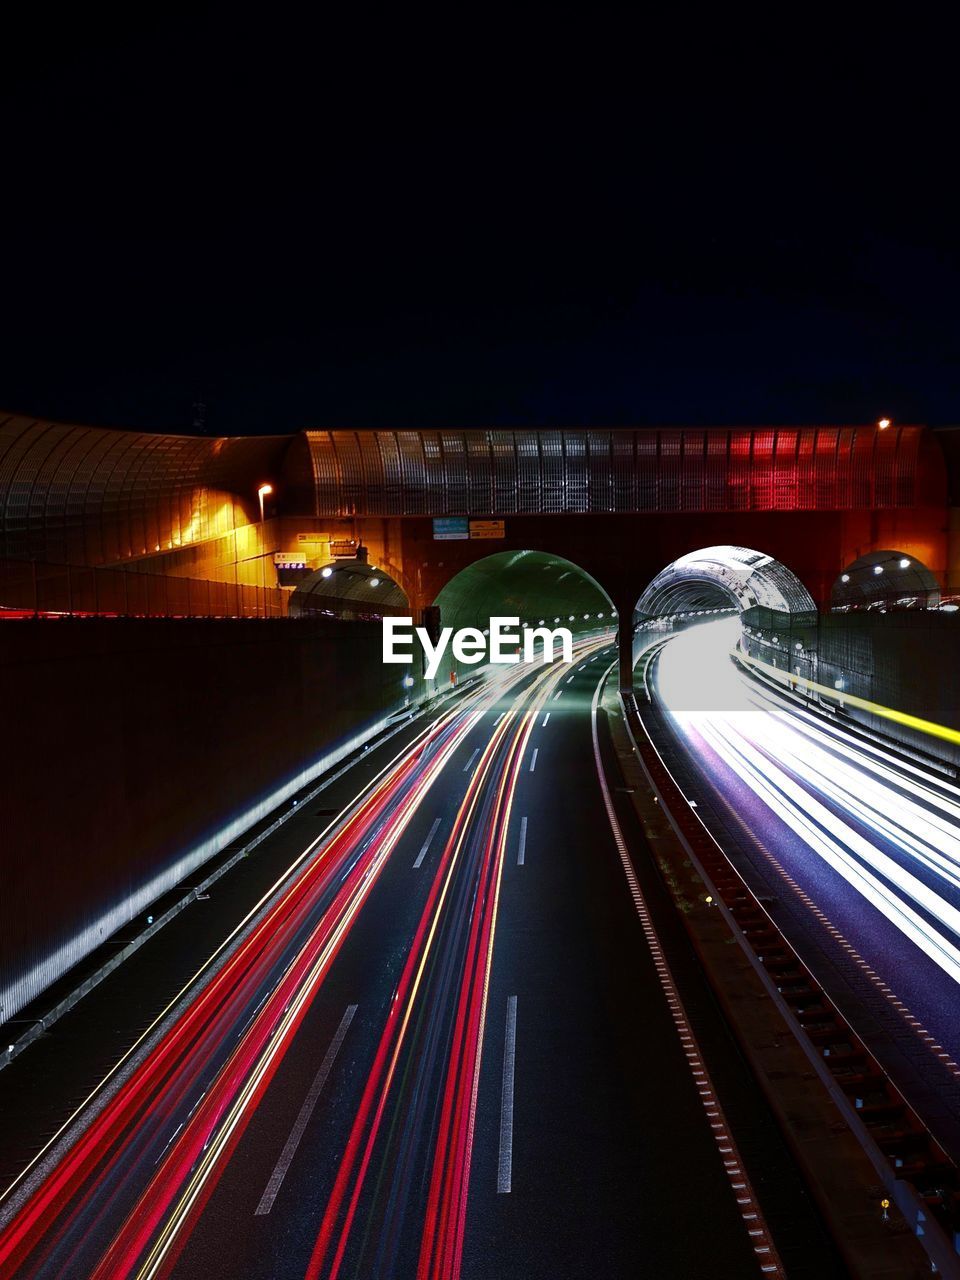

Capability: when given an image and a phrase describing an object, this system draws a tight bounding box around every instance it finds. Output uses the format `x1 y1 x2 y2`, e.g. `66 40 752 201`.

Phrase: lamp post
257 484 273 617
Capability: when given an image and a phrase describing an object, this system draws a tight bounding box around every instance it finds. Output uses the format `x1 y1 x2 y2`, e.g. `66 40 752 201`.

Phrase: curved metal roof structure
636 545 818 619
0 415 942 571
0 412 285 565
291 425 935 516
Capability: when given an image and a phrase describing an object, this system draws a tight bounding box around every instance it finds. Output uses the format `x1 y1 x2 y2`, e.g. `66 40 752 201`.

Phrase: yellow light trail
737 649 960 749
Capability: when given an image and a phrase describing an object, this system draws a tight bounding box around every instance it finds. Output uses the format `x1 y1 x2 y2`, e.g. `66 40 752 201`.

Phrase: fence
0 559 289 618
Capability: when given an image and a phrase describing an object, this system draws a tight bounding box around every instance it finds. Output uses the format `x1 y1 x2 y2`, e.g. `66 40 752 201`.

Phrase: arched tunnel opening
431 550 617 682
632 545 818 709
636 545 818 623
289 556 409 621
831 550 941 612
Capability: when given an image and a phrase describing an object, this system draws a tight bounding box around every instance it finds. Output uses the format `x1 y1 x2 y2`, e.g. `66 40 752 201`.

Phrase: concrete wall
0 618 424 1022
740 609 960 770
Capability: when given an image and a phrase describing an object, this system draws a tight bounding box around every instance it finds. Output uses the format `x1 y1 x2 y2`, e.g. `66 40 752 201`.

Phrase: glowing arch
433 550 615 636
636 545 817 620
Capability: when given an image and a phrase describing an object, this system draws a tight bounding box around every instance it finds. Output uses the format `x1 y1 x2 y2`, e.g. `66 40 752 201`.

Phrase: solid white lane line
255 1004 358 1215
517 816 527 866
529 748 538 773
413 817 443 869
497 996 518 1193
463 747 481 773
541 713 550 728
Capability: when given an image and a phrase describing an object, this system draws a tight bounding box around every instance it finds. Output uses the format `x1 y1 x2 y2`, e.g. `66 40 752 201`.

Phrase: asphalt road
651 618 960 1166
0 639 843 1279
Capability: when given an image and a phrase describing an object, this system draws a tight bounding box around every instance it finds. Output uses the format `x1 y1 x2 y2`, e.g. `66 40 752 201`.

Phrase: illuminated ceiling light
877 418 891 429
321 566 333 578
597 611 605 618
539 619 545 625
583 613 590 620
841 573 850 583
874 564 884 575
568 615 575 621
899 558 911 569
554 616 560 623
369 578 380 587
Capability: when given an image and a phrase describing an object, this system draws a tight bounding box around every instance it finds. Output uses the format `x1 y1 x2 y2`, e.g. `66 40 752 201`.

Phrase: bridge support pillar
615 592 635 694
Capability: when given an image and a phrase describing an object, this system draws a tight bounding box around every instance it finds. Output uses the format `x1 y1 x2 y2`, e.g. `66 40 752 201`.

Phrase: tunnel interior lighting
841 573 850 583
321 566 333 578
402 674 415 688
874 565 884 575
369 578 380 587
899 558 911 569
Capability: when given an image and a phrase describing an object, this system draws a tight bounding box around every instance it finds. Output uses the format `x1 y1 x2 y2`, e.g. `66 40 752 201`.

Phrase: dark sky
2 7 958 434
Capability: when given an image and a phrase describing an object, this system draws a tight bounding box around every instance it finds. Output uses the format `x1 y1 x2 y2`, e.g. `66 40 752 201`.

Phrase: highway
651 618 960 1162
0 636 842 1279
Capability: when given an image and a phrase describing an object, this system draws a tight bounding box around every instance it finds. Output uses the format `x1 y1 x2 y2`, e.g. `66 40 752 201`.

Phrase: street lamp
877 417 891 430
257 484 273 617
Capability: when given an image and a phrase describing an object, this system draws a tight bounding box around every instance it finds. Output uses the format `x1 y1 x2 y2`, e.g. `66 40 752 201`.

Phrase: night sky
2 7 957 435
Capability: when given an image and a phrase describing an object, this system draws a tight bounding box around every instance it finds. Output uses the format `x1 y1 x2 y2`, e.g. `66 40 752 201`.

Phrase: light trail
302 641 604 1280
0 665 533 1279
654 618 960 1059
0 637 610 1280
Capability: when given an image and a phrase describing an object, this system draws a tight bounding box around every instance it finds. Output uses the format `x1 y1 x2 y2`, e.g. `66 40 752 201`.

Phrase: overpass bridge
0 413 950 621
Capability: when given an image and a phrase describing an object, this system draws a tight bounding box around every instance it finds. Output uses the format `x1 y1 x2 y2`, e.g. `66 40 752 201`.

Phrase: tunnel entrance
289 556 408 621
632 546 818 688
635 545 817 621
831 550 941 611
432 550 616 680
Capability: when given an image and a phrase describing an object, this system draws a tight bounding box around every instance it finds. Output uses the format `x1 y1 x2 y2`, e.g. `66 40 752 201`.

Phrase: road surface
0 638 841 1279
